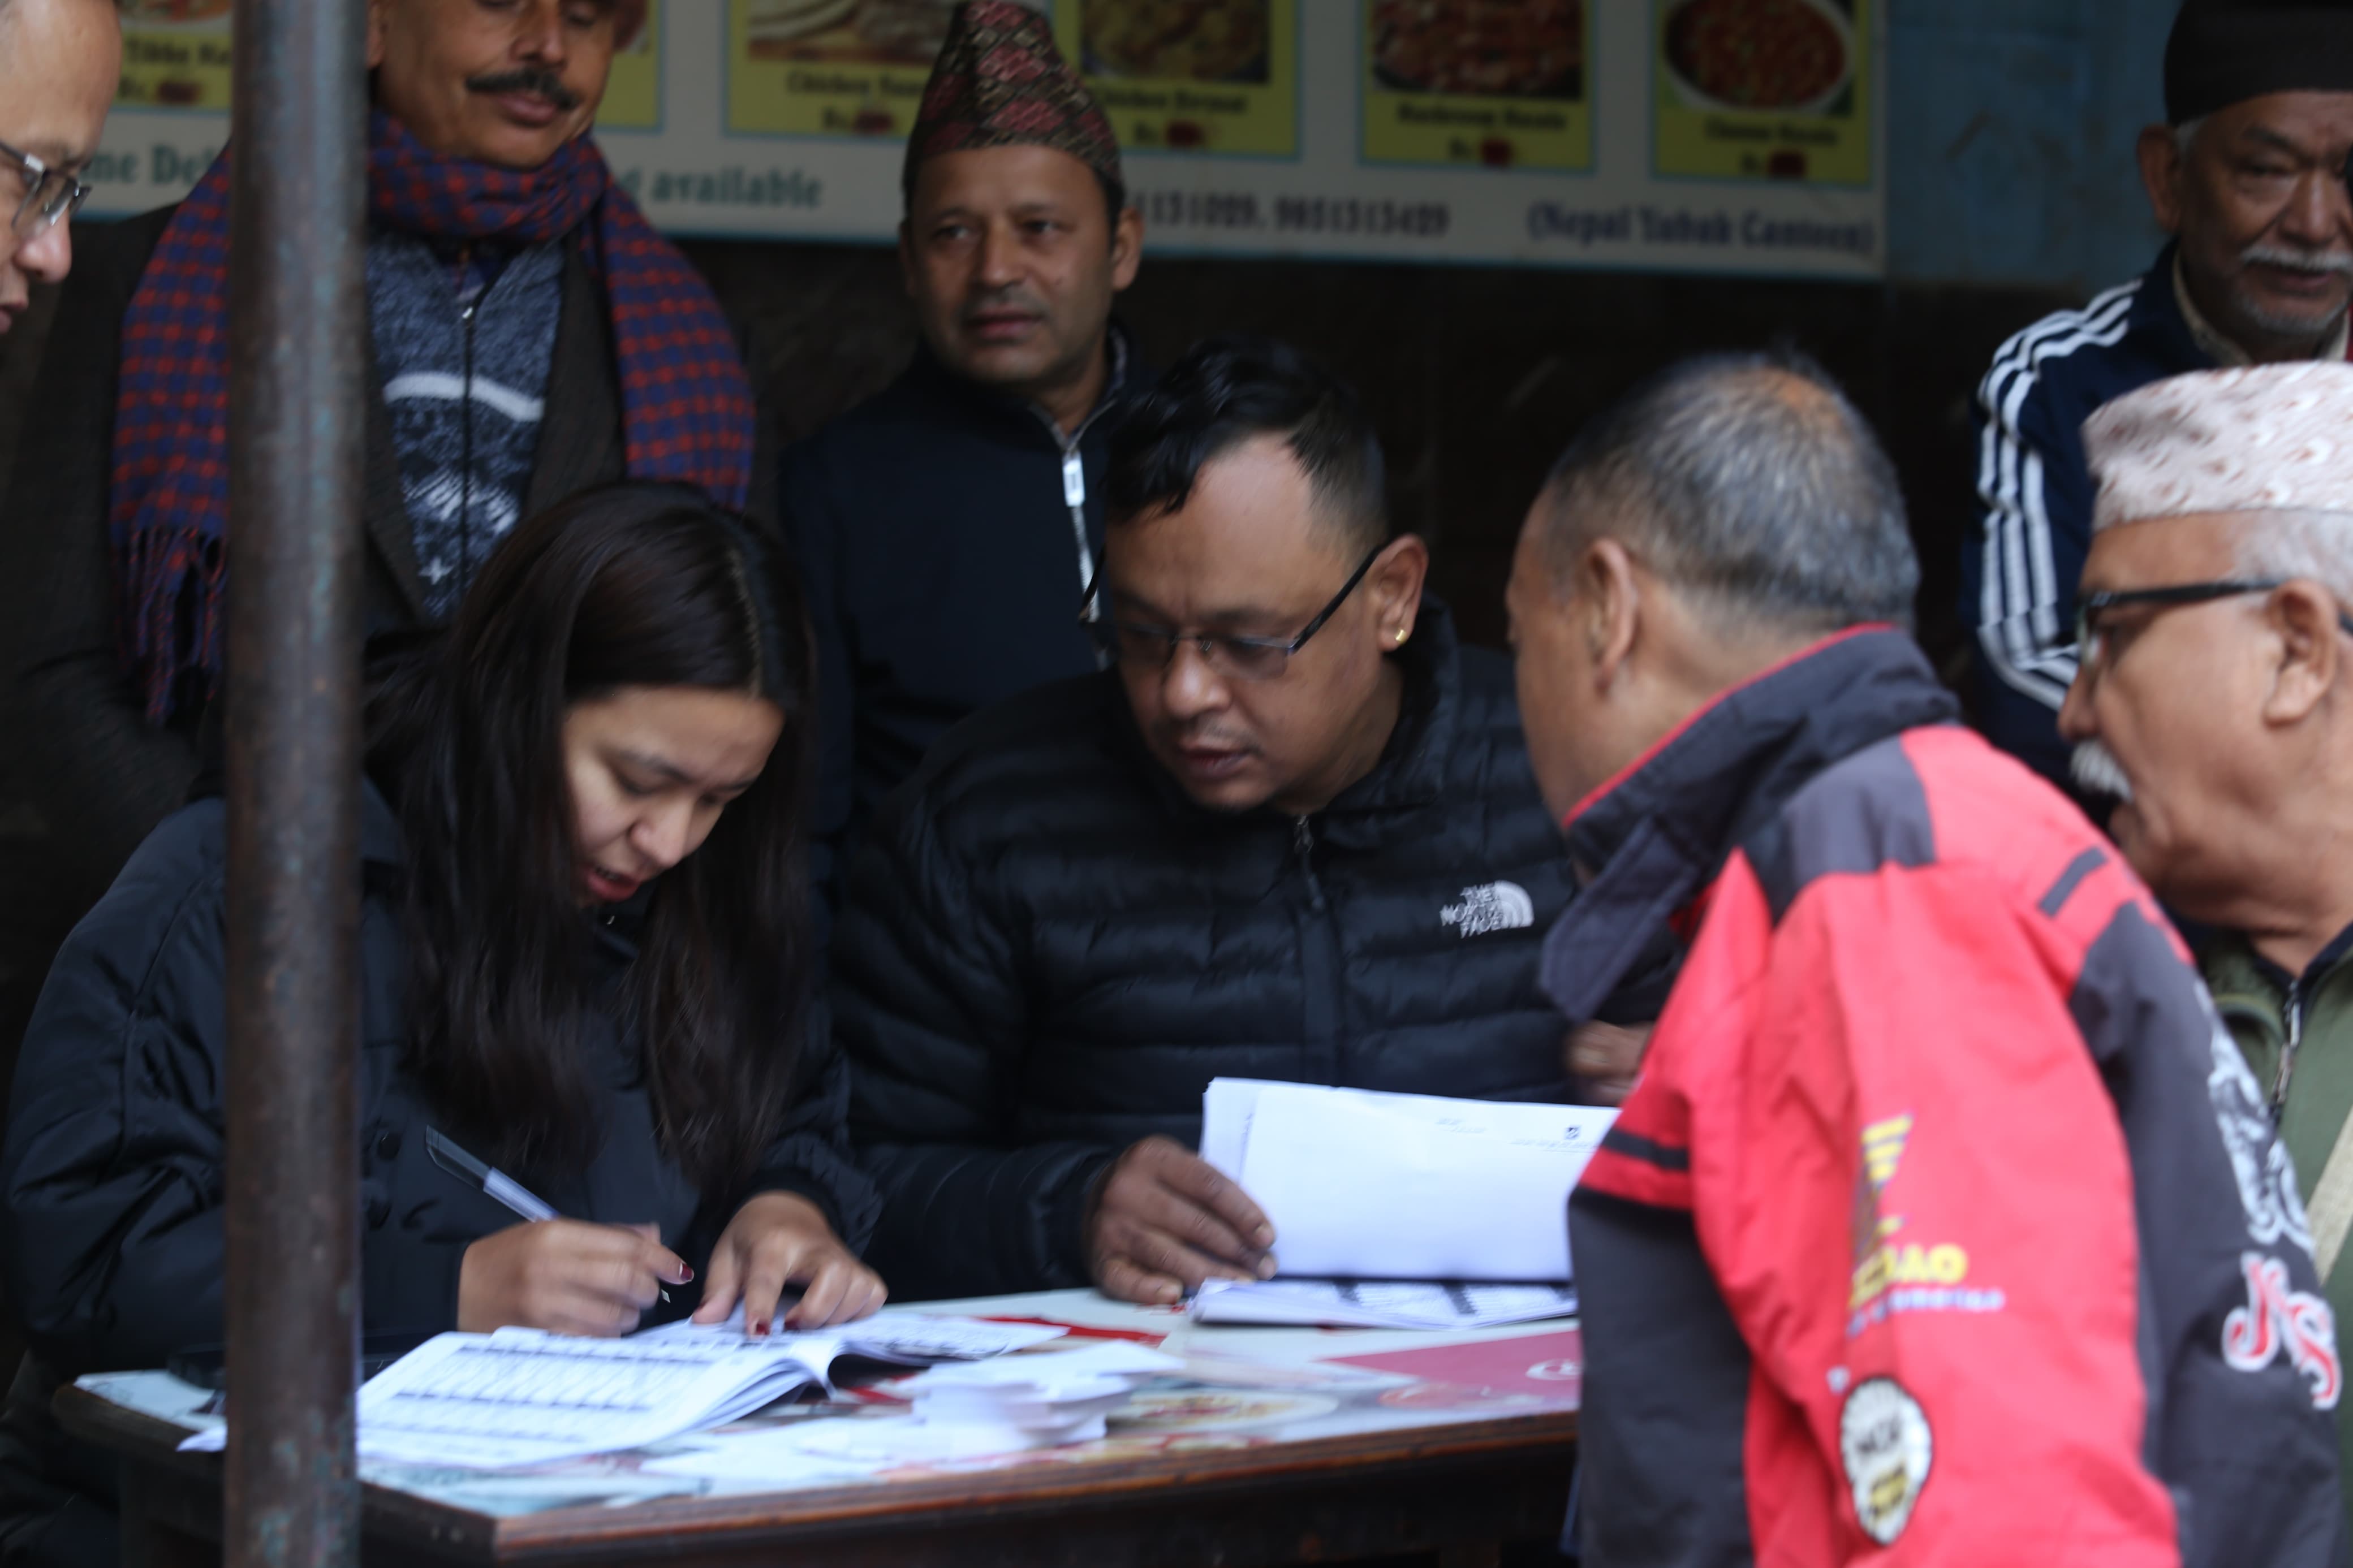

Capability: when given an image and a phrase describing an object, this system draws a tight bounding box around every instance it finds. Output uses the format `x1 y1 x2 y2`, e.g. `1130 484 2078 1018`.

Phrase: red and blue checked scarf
109 111 757 723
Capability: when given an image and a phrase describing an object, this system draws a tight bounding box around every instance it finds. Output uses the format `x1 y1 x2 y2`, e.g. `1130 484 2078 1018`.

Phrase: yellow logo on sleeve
1849 1113 1976 1311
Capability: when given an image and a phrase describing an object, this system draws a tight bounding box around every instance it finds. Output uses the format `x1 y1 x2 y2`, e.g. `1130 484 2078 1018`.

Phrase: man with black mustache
779 1 1144 914
0 0 773 1051
1967 0 2353 792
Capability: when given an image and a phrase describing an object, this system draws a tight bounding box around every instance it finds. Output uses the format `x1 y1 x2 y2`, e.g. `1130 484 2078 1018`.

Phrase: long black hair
366 481 816 1193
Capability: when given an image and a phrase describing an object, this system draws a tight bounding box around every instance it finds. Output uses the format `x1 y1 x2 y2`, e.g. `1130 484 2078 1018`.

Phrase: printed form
1200 1079 1617 1285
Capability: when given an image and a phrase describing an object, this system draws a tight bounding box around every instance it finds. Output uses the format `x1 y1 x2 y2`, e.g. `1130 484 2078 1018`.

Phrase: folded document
1201 1079 1616 1282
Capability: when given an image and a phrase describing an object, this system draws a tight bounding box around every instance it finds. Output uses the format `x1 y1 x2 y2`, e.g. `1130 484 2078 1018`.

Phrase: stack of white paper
901 1341 1183 1449
1190 1277 1578 1330
1200 1079 1616 1283
179 1313 1066 1468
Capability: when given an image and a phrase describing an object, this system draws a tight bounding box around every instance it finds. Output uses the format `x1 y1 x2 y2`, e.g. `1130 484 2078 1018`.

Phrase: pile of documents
1190 1278 1578 1330
1196 1079 1614 1325
899 1341 1183 1449
181 1314 1065 1469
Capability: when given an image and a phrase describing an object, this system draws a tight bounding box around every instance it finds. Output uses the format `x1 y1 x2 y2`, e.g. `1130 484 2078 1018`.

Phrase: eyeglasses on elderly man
2074 577 2353 673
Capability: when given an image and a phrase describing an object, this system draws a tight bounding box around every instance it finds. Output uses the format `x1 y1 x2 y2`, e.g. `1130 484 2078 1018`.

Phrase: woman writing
0 482 880 1561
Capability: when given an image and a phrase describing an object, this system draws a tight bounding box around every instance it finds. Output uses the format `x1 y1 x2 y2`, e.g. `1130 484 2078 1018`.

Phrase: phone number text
1138 190 1451 239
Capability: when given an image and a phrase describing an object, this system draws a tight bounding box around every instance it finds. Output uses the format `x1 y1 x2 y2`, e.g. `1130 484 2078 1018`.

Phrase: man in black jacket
0 0 773 1072
838 338 1579 1304
783 1 1144 910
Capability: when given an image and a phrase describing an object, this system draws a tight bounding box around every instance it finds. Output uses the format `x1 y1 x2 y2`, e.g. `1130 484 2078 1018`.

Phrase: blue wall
1887 0 2176 290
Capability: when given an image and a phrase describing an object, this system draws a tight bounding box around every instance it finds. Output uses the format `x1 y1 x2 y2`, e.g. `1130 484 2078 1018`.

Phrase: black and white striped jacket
1961 242 2211 788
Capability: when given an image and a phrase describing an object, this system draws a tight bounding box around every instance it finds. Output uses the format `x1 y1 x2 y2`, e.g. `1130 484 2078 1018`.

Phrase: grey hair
2175 115 2207 155
1535 351 1919 633
2234 508 2353 604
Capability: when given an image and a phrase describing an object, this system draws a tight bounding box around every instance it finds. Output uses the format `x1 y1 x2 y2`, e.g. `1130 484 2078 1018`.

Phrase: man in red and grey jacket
1507 351 2346 1566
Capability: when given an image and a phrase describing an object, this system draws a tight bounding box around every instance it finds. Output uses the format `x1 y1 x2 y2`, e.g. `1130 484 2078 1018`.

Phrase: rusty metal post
221 0 368 1563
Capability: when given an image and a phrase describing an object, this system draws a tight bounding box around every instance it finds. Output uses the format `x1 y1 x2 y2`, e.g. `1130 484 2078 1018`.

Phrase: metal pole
222 0 367 1562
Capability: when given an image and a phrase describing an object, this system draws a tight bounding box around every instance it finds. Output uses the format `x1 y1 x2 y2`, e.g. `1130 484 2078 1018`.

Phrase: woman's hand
692 1191 885 1333
457 1220 693 1337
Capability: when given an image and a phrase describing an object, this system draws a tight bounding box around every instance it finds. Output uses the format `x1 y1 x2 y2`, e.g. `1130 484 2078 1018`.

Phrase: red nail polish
751 1318 768 1337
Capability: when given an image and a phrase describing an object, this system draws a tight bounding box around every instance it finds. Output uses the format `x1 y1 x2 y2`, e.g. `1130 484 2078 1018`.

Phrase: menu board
1361 0 1591 174
1653 0 1870 185
84 1 1887 279
1057 0 1297 159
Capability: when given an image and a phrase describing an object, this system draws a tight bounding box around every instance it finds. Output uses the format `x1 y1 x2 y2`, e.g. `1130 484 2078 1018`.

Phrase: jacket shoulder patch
1839 1376 1933 1545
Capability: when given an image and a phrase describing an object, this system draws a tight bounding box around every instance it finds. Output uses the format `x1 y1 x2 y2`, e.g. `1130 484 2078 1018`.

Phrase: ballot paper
178 1314 1065 1468
1201 1079 1617 1282
1189 1277 1578 1331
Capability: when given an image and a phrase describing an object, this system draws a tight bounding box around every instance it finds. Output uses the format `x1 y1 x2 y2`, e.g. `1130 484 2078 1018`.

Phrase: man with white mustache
2058 358 2353 1500
1967 0 2353 795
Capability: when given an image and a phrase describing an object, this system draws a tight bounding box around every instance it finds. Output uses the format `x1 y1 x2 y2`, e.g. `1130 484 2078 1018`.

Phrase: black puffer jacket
2 784 879 1374
838 600 1578 1301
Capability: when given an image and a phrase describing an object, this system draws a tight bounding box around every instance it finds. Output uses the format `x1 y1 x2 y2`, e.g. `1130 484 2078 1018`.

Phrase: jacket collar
1118 592 1466 845
2134 241 2229 378
899 319 1137 447
1540 627 1959 1024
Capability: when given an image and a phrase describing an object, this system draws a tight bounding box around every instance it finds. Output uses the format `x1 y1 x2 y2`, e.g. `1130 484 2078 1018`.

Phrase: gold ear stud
1394 627 1408 643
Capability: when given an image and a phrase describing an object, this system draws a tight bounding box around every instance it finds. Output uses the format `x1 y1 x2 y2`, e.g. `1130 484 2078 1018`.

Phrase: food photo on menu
743 0 958 64
1369 0 1583 102
1079 0 1269 85
1662 0 1854 116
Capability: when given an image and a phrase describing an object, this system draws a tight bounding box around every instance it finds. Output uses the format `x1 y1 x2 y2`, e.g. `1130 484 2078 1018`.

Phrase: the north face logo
1440 882 1534 937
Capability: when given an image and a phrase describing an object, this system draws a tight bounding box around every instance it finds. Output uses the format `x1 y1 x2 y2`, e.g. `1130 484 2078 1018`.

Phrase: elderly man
1512 352 2343 1565
1967 0 2353 789
0 0 118 334
2058 360 2353 1503
783 0 1144 910
0 0 765 1043
837 336 1575 1305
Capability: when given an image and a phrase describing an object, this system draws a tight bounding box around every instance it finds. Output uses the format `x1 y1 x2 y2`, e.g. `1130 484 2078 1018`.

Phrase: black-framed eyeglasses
1078 543 1386 682
2074 578 2353 671
0 139 92 241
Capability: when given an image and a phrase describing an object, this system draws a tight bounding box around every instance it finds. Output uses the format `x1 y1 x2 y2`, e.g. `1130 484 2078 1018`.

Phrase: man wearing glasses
2060 360 2353 1503
1512 353 2342 1565
0 0 119 335
1966 0 2353 794
834 336 1579 1304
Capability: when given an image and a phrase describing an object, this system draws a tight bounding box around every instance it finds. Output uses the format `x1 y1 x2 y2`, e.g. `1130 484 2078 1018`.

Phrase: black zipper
1292 815 1326 911
1292 815 1339 1081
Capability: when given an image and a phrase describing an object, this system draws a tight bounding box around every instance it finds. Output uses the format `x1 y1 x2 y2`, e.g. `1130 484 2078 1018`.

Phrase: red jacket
1553 629 2345 1567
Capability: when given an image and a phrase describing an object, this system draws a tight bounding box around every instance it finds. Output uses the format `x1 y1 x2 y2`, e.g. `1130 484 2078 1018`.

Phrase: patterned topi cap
903 1 1123 199
2085 363 2353 532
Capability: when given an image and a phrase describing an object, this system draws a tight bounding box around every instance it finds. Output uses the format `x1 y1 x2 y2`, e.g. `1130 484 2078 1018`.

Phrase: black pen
425 1128 669 1304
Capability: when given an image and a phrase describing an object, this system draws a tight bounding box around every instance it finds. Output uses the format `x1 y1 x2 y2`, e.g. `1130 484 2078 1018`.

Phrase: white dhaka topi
2085 362 2353 532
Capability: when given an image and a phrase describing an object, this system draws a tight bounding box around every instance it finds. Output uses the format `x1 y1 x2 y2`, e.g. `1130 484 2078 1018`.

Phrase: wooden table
62 1290 1580 1567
